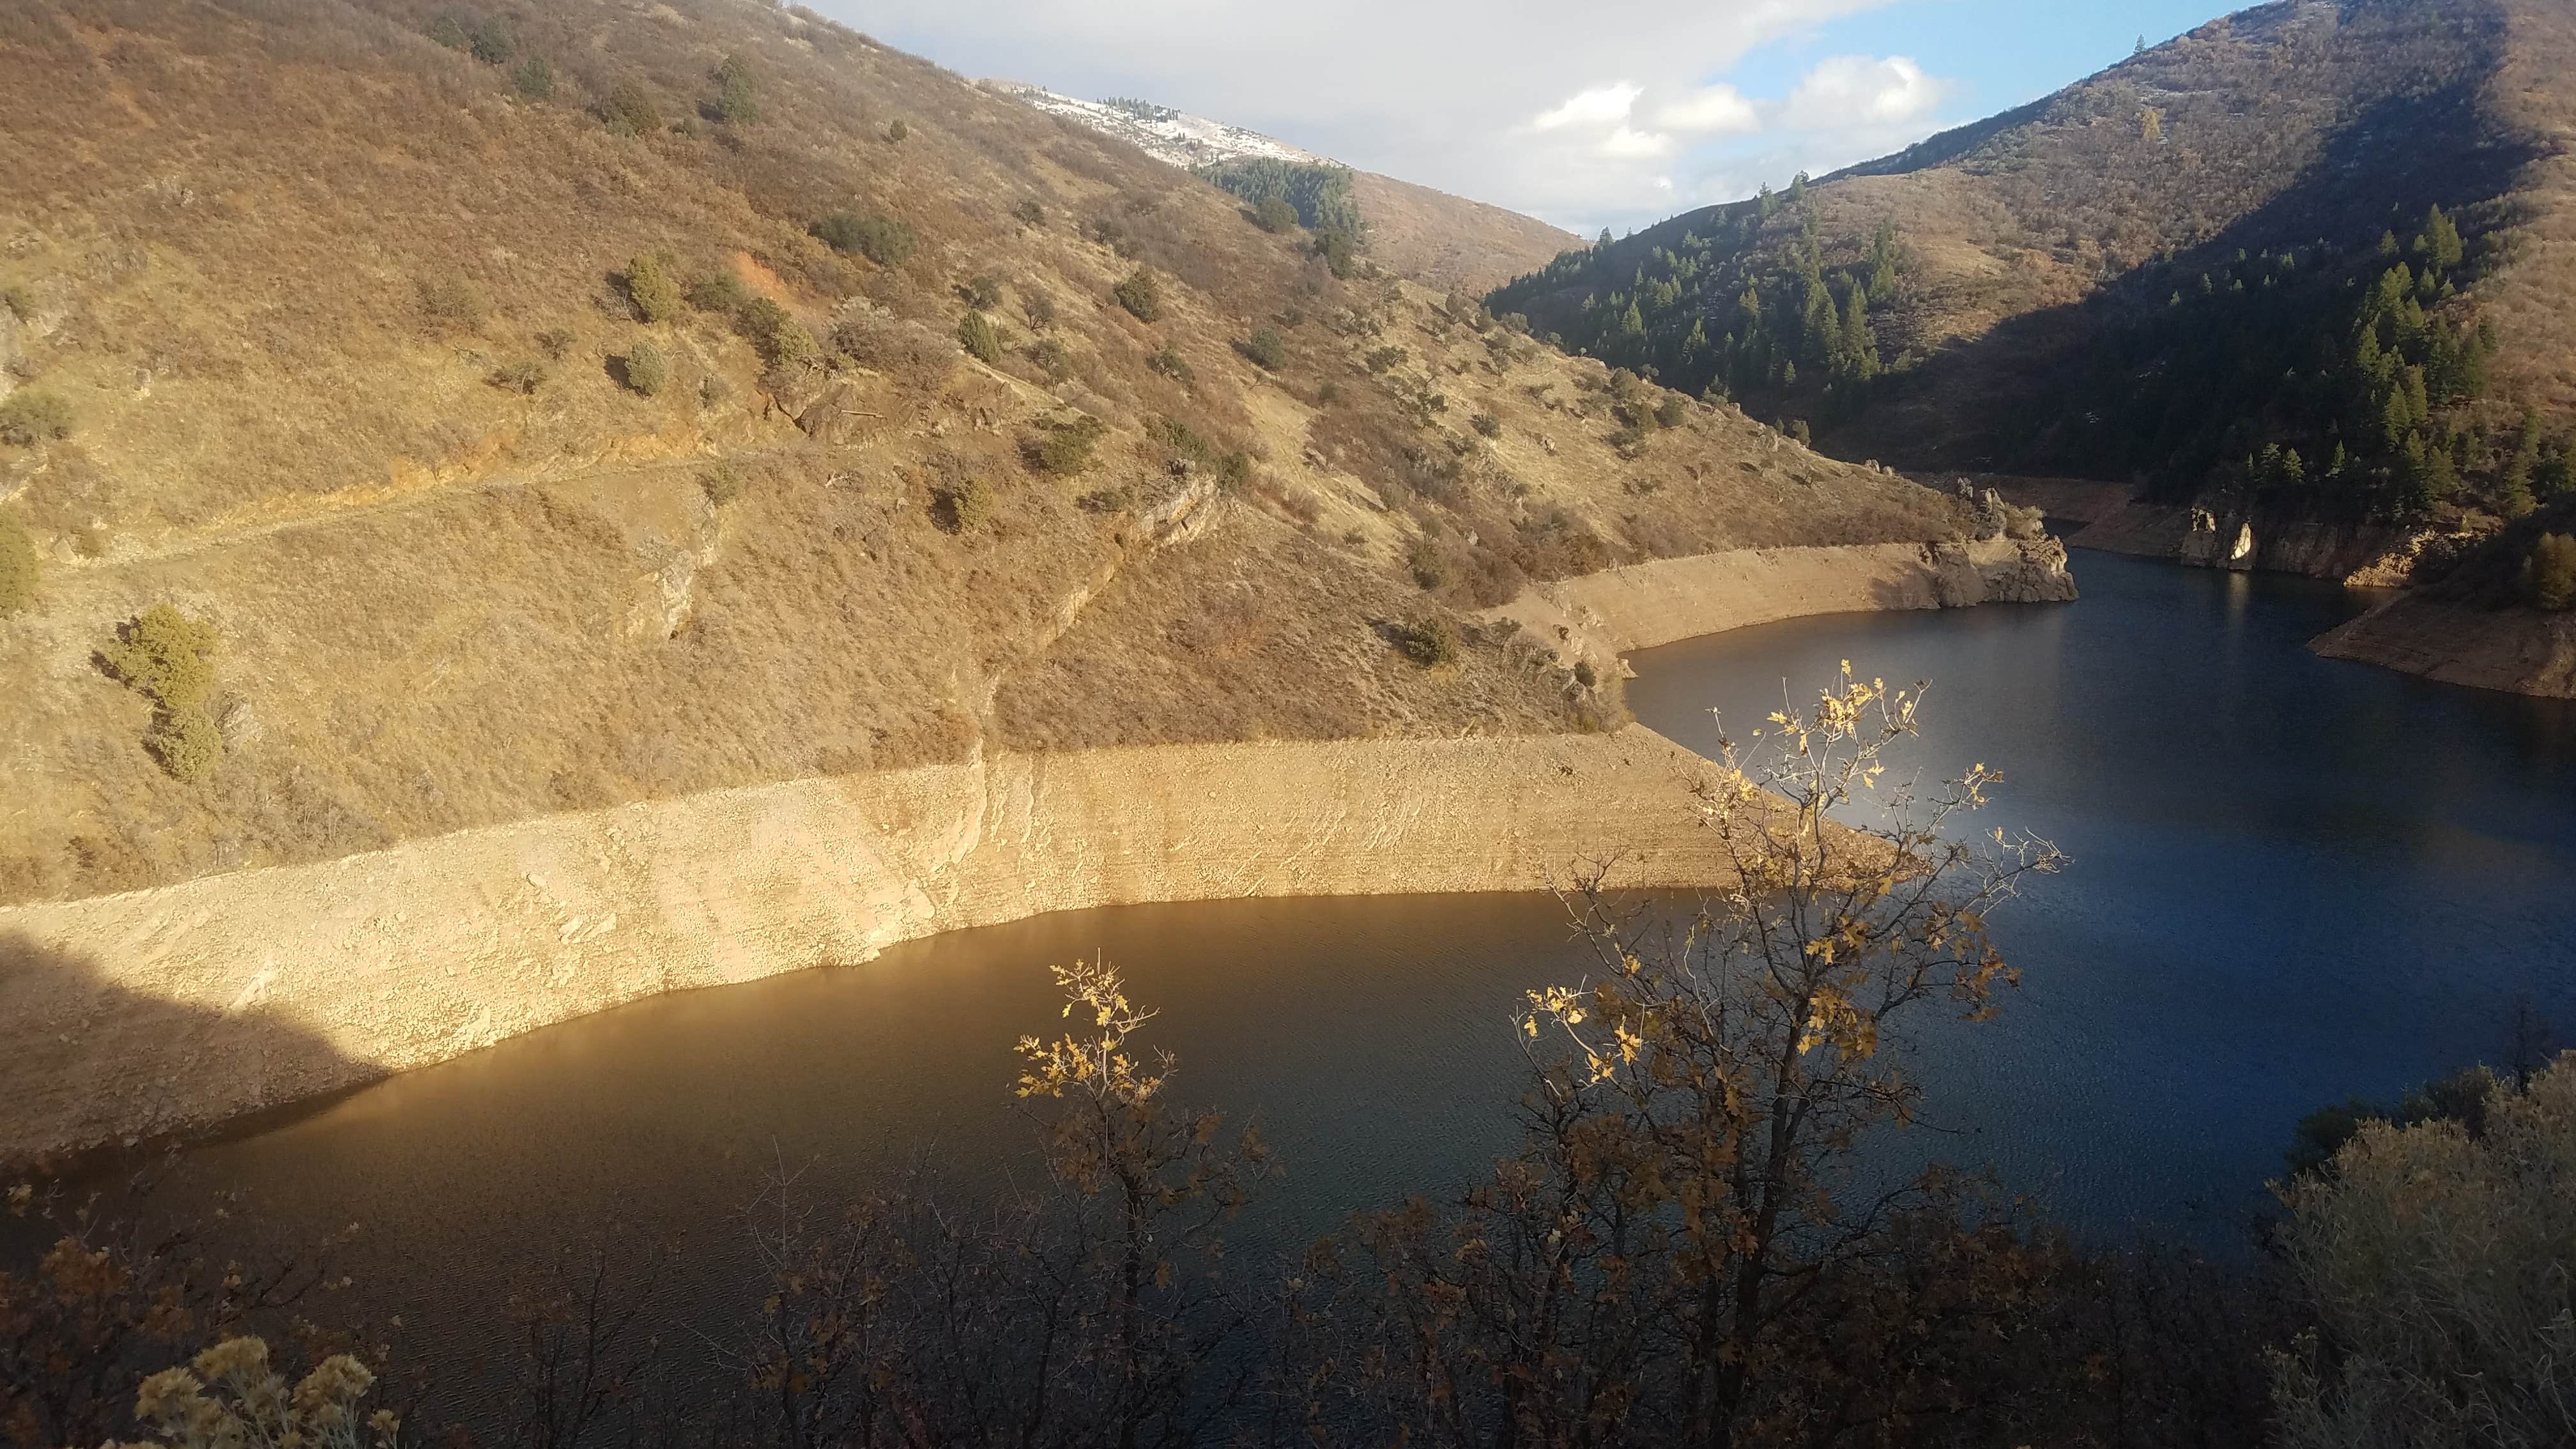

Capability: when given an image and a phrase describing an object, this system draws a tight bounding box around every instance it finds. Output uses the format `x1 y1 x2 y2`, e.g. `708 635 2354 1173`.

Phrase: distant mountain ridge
982 80 1580 295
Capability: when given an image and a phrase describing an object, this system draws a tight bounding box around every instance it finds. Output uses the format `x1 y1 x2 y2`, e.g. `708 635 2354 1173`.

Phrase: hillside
0 0 1975 907
1490 0 2576 693
985 82 1581 294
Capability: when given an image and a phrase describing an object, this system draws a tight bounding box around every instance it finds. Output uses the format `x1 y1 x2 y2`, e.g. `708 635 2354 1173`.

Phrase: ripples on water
36 549 2576 1377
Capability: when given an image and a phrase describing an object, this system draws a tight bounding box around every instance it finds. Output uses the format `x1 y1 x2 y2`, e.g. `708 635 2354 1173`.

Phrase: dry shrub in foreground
2271 1054 2576 1449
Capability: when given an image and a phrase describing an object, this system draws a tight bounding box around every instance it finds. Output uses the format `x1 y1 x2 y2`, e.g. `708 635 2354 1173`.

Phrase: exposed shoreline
0 540 2078 1162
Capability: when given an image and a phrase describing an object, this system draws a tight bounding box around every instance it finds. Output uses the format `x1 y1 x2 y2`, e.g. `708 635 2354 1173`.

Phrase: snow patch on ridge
982 82 1330 172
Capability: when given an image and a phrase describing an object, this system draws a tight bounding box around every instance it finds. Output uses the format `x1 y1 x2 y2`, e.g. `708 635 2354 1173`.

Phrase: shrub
2524 533 2576 611
958 273 1003 310
687 271 751 314
469 15 515 64
415 275 482 332
1469 411 1501 438
830 308 961 376
759 312 820 374
0 390 73 446
145 705 222 783
1146 345 1193 384
601 81 661 137
958 310 1004 366
1026 415 1107 476
0 285 31 321
1028 337 1073 384
1011 199 1046 227
486 358 547 394
1023 291 1058 330
702 464 744 507
1573 659 1598 688
101 604 220 710
1239 326 1287 371
704 54 759 125
1252 195 1300 234
1654 396 1689 428
0 512 37 615
622 339 668 396
1406 537 1450 589
886 119 910 143
625 253 682 323
1394 616 1462 667
512 55 554 100
1114 269 1163 323
1363 346 1406 374
812 211 917 266
1314 229 1358 279
534 327 575 360
936 477 994 533
425 12 468 49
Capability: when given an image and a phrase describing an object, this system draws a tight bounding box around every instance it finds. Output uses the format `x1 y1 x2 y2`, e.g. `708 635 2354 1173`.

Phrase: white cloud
1780 55 1952 130
1600 125 1675 158
1655 84 1762 136
832 0 1969 235
1533 82 1643 132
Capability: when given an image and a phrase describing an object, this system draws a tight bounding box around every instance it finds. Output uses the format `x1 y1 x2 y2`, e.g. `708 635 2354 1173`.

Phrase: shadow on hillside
1830 75 2549 478
0 931 380 1177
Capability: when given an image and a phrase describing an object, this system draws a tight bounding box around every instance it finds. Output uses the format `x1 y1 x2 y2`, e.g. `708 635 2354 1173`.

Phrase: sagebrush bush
1240 326 1286 371
1395 616 1462 667
1114 269 1164 323
468 15 514 64
702 464 744 507
1470 412 1501 438
0 285 31 321
0 511 37 615
512 55 553 100
937 478 995 533
425 12 467 49
958 310 1004 366
1011 199 1046 227
2524 533 2576 610
1028 337 1073 383
101 604 219 710
622 339 668 396
813 211 917 266
960 274 1004 310
534 327 574 360
886 119 910 143
486 358 547 394
625 254 682 323
687 271 750 314
415 275 482 332
146 705 222 783
601 81 660 137
1146 345 1193 384
738 297 818 372
0 390 72 446
1027 416 1107 476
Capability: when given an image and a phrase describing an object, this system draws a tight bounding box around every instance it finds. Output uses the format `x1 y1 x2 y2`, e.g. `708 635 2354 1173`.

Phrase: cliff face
2071 502 2433 585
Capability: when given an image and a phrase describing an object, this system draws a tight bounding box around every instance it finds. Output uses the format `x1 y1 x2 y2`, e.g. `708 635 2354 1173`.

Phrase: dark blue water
44 549 2576 1369
1627 551 2576 1232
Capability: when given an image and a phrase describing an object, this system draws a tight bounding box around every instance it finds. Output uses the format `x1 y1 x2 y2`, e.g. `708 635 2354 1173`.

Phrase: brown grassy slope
1347 171 1582 295
2474 0 2576 418
1498 0 2552 472
0 0 1968 907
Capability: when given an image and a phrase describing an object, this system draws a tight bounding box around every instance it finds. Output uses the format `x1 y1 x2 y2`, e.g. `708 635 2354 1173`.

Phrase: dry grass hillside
1496 0 2576 505
1346 171 1582 295
0 0 1968 906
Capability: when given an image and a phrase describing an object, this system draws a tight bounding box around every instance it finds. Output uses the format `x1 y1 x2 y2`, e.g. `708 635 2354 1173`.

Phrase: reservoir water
37 551 2576 1379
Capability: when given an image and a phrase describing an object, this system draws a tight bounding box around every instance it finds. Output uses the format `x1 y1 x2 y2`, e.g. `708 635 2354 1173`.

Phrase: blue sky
834 0 2244 236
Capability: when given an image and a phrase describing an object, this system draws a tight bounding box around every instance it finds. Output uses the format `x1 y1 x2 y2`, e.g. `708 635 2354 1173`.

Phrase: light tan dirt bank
1 541 2078 1160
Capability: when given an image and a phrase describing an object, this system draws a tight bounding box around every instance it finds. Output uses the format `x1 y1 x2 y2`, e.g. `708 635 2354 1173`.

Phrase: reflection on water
31 550 2576 1378
1627 551 2576 1235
